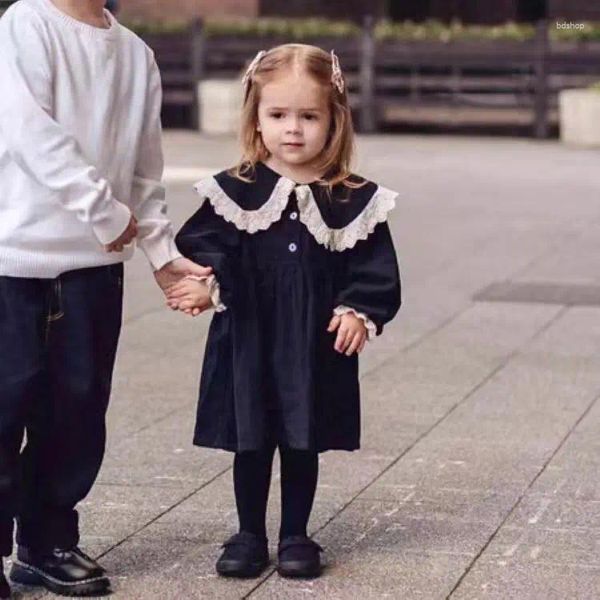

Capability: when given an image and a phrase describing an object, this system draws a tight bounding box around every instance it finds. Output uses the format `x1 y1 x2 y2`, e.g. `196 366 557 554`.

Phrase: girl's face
257 73 331 172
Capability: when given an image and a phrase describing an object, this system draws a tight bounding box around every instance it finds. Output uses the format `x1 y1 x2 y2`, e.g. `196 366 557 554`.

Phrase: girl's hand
165 279 210 317
327 312 367 356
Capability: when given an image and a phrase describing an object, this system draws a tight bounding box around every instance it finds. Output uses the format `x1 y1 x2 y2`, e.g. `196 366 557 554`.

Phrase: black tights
233 444 318 540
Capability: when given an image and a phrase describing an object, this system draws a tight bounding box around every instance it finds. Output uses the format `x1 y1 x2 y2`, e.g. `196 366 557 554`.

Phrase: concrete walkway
9 132 600 599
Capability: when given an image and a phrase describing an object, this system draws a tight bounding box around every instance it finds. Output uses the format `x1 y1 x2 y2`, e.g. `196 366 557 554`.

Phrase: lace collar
193 162 397 252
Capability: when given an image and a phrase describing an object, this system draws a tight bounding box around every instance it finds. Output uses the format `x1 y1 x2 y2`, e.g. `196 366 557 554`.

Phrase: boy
0 0 210 596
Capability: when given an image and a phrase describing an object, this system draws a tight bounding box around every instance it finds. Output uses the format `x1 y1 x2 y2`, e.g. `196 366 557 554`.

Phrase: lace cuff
333 305 377 340
184 274 227 312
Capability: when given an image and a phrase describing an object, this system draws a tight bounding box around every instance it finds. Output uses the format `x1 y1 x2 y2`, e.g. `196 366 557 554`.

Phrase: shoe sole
10 560 110 597
216 560 268 578
277 560 321 579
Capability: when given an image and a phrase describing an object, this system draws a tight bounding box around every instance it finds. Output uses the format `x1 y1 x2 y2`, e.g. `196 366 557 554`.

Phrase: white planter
559 89 600 147
197 79 242 135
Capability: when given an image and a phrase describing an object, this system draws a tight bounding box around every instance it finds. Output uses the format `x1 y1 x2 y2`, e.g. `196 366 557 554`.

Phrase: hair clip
330 50 345 94
242 50 266 90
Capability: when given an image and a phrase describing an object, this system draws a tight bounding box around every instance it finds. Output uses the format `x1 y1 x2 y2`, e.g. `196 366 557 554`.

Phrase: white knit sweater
0 0 181 278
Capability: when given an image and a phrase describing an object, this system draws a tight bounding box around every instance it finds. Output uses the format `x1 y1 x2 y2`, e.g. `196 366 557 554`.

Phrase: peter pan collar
193 163 397 252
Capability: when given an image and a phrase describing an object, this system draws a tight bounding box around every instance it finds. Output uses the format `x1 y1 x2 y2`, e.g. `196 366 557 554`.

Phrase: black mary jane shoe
0 559 10 600
216 532 269 578
277 535 323 579
10 546 110 597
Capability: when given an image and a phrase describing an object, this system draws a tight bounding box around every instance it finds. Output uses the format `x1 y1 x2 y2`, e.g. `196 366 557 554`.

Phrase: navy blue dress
175 162 401 453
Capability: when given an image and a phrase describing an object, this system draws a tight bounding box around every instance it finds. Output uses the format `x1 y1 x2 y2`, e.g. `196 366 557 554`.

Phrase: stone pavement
8 132 600 599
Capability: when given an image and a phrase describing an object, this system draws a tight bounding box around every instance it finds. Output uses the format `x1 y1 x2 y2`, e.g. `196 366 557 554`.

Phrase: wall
118 0 260 22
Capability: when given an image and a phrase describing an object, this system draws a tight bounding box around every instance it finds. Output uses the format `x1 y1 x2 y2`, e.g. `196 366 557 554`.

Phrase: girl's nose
286 116 301 134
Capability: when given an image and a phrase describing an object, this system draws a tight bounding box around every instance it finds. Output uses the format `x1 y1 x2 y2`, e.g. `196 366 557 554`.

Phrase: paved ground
7 131 600 599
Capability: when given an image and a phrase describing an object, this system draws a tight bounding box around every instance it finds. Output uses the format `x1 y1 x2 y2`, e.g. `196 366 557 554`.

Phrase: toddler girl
168 43 401 579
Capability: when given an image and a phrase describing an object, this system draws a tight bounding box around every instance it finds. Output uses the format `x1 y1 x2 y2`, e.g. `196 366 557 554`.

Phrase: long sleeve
334 222 401 337
175 201 240 309
0 7 131 246
130 58 181 270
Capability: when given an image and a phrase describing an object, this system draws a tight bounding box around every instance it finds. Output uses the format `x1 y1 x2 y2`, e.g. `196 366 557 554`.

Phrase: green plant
375 19 535 42
203 17 359 39
121 17 600 43
123 19 189 34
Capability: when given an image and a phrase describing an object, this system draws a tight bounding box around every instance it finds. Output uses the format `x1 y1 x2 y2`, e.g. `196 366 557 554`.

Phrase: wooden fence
62 18 600 136
1 3 599 135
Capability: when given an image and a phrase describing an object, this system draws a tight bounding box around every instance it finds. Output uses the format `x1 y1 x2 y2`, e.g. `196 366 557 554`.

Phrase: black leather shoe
216 532 269 578
277 535 323 578
0 558 10 599
10 546 109 597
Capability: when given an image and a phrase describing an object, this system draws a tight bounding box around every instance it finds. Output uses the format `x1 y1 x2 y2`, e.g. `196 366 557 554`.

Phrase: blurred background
122 0 600 141
2 0 600 142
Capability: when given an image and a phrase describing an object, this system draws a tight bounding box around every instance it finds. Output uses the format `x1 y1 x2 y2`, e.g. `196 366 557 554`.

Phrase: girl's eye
303 114 318 120
270 112 283 119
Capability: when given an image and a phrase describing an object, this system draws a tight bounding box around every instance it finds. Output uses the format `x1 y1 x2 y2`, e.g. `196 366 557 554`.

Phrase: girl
168 44 401 579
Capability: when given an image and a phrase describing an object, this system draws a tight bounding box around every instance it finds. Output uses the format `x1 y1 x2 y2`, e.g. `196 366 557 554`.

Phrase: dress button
288 242 297 253
289 211 298 220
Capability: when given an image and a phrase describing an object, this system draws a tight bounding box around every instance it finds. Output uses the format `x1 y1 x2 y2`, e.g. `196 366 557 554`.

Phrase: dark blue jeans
0 264 123 555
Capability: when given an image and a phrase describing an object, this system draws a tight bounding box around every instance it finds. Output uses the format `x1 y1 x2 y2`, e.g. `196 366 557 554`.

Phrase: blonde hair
232 43 360 189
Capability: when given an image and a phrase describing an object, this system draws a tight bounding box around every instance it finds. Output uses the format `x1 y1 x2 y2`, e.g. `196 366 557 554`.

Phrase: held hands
327 312 368 356
165 277 209 317
154 257 211 293
103 213 214 317
105 215 138 252
154 258 213 316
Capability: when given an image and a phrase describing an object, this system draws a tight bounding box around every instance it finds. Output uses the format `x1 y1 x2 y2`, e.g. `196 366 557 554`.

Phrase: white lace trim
194 176 296 235
185 274 227 312
334 305 377 341
193 177 397 252
295 184 397 252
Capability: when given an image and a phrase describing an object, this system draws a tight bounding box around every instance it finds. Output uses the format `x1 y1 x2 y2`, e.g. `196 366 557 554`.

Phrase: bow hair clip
330 50 345 94
242 50 266 90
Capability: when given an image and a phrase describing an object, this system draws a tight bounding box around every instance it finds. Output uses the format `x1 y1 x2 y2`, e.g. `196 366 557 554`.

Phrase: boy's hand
154 257 212 293
327 312 367 355
105 215 137 252
165 278 211 316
